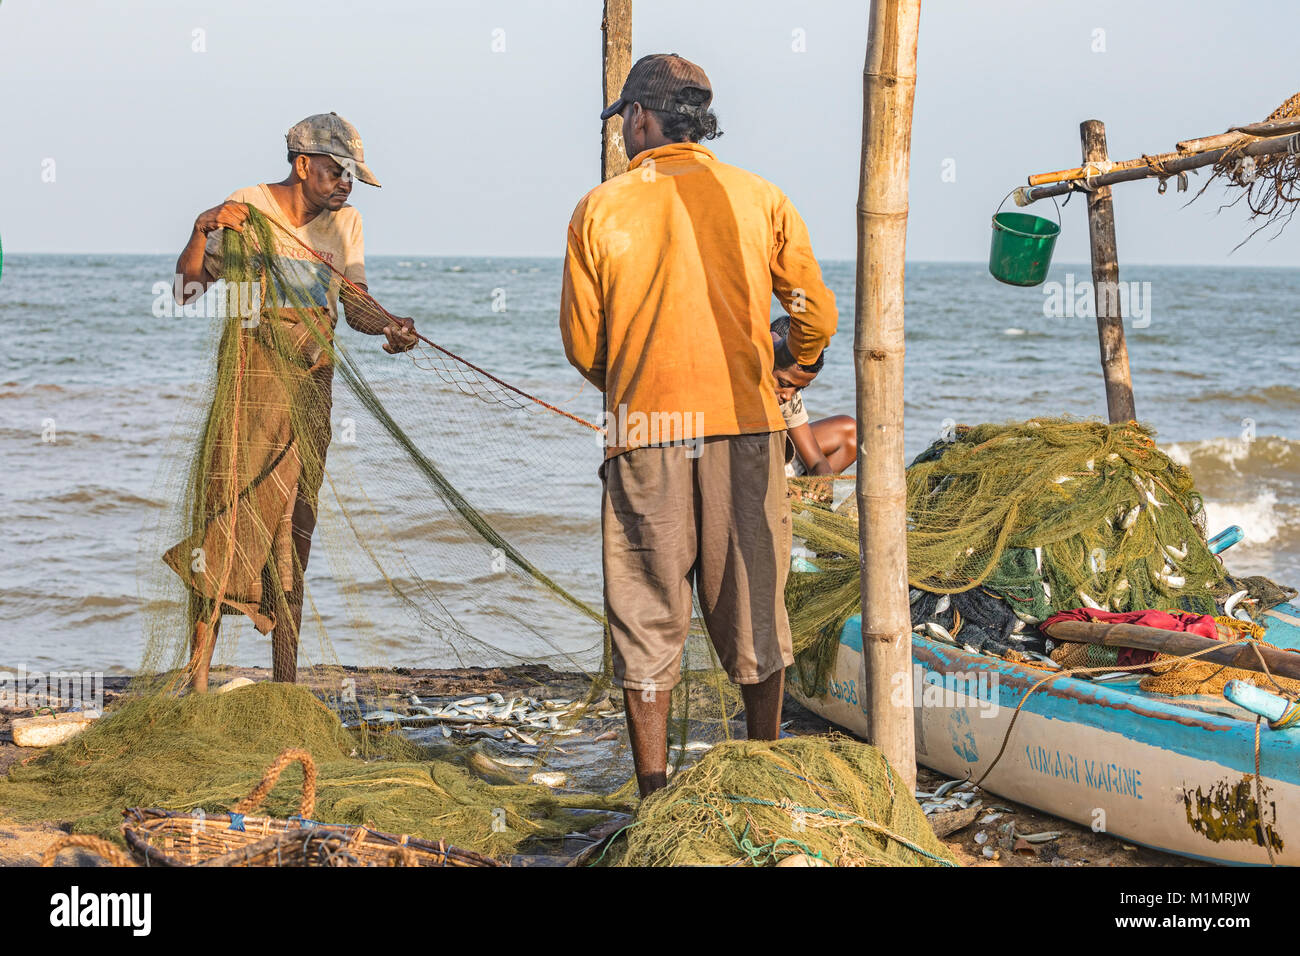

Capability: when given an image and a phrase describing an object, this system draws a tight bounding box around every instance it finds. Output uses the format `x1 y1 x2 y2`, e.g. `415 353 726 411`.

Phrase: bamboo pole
1043 619 1300 683
1027 117 1300 185
856 0 920 790
1022 128 1300 202
601 0 632 182
1080 120 1136 424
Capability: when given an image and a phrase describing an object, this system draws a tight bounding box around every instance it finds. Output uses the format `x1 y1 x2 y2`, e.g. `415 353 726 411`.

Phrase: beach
0 666 1200 868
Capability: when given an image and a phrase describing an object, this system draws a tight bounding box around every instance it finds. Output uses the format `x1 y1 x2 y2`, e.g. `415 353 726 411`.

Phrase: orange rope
260 217 604 433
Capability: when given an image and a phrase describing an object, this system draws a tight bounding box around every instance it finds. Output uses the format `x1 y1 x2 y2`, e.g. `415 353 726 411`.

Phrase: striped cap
600 53 712 121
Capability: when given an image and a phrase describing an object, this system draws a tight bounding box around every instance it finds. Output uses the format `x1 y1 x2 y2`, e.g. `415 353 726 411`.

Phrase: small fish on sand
486 755 535 769
669 741 713 753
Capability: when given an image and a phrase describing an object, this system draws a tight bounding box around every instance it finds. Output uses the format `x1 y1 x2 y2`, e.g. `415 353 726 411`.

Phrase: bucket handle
993 187 1060 229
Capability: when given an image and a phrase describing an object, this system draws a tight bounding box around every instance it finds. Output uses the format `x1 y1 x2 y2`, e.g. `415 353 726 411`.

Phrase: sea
2 256 1298 674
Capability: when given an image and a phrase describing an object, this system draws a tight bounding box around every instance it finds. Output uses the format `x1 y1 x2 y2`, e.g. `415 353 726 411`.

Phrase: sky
2 0 1298 264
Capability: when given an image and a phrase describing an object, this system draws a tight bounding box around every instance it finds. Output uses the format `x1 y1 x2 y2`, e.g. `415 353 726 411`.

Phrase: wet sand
0 666 1193 867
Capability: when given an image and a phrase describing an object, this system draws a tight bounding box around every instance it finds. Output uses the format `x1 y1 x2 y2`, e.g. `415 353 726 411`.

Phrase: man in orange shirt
560 54 838 795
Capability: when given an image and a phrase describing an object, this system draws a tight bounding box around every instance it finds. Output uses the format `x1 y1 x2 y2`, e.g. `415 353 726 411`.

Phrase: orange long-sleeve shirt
560 142 837 458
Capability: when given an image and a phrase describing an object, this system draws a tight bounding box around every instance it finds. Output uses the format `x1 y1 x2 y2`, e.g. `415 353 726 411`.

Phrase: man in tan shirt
561 54 838 795
169 113 417 690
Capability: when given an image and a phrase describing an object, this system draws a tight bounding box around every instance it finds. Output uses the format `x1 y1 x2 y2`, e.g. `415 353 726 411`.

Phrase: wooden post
1080 120 1136 423
601 0 632 182
856 0 920 790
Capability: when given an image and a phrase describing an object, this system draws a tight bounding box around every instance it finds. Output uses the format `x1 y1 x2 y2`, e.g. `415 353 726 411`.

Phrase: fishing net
0 683 620 857
1198 92 1300 241
787 418 1256 697
1064 616 1300 698
146 206 612 686
0 204 746 858
595 735 957 867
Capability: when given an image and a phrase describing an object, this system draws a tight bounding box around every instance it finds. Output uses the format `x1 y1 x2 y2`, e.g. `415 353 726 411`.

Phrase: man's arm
789 422 832 476
771 196 837 366
559 208 606 390
329 212 416 353
340 284 417 353
174 201 249 304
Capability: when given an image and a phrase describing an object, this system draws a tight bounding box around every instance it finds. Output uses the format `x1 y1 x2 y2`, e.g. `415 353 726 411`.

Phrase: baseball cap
285 112 381 187
600 53 712 121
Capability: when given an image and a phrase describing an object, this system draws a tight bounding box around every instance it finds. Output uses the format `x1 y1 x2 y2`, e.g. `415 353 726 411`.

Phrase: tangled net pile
786 419 1283 697
0 683 618 857
598 735 955 867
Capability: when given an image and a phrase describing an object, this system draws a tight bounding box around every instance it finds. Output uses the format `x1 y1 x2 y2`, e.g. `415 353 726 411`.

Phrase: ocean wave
1185 385 1300 408
0 382 68 399
31 486 167 512
1201 492 1284 546
1160 437 1300 554
1163 435 1300 481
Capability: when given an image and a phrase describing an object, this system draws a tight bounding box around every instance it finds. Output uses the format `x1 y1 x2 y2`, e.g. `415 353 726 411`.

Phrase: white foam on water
1164 436 1300 476
1162 437 1258 474
1201 491 1282 546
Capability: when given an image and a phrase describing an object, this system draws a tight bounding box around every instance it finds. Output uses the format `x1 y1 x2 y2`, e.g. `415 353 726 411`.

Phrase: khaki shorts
600 432 794 691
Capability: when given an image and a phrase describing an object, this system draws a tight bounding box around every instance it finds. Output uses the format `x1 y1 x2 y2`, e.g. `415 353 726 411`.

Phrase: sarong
164 308 334 633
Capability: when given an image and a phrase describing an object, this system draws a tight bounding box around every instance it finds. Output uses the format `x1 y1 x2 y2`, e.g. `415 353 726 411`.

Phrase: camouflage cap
285 112 381 187
600 53 712 121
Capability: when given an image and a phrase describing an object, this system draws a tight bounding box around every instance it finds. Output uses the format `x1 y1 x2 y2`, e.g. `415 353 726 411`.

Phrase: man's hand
796 475 834 505
382 317 418 354
193 201 250 236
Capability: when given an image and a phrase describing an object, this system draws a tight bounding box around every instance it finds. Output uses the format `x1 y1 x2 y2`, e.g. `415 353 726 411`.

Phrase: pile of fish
918 777 1064 859
344 692 623 742
915 777 982 816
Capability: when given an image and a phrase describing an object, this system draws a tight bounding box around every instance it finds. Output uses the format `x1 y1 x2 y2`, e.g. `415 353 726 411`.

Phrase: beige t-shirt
203 184 366 324
779 390 810 430
779 390 810 465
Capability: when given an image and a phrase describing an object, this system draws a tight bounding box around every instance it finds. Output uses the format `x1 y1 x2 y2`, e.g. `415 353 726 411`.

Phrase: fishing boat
790 604 1300 866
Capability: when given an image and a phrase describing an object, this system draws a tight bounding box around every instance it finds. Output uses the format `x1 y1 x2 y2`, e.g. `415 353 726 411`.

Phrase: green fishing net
597 735 956 867
788 418 1237 696
0 683 620 857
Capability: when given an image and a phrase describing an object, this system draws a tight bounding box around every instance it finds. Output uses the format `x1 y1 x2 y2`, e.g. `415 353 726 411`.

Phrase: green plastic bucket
988 193 1060 287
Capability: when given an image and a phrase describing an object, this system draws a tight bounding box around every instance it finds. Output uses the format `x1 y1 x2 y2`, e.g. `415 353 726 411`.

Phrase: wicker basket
122 747 501 867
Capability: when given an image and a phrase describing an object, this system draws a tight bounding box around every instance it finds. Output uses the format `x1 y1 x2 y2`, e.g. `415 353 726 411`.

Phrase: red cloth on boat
1042 608 1218 666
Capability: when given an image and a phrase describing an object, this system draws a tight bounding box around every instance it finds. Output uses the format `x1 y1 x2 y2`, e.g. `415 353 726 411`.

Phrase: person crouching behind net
770 315 856 503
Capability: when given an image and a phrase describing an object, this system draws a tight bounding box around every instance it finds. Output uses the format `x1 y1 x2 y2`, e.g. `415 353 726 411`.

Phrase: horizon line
4 252 1298 271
